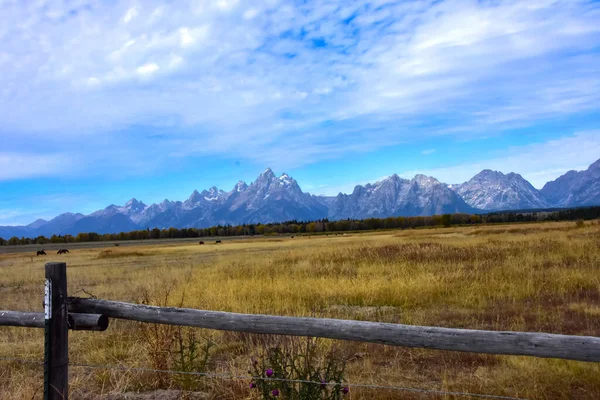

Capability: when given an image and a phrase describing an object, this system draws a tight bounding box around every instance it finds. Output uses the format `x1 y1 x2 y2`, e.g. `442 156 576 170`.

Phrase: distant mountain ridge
452 170 550 211
1 158 599 239
540 159 600 207
329 174 477 220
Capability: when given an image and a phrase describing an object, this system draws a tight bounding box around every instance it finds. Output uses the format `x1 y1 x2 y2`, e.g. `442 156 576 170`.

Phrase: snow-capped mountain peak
200 186 225 201
235 180 248 192
278 173 296 188
124 198 147 213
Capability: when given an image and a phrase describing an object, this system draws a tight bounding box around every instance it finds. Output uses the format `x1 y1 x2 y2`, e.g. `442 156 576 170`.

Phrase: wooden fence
1 262 600 399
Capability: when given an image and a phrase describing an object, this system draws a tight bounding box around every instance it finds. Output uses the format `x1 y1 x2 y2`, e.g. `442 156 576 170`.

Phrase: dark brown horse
199 241 204 245
57 249 69 254
215 240 222 244
36 250 46 256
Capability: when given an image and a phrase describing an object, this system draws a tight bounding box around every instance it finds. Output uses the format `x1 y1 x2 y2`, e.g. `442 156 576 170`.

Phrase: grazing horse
199 241 204 245
215 240 222 244
36 250 46 256
57 249 69 254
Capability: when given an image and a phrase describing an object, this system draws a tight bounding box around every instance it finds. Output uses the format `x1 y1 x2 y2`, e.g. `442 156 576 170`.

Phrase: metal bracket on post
44 278 52 400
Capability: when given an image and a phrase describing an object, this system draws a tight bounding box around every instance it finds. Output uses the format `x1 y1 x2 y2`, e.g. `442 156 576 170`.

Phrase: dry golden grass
1 220 600 399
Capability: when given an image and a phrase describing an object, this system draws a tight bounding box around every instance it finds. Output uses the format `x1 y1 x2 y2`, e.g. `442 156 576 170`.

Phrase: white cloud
0 152 74 180
179 27 195 47
86 77 101 86
168 54 184 69
136 62 159 75
216 0 239 11
0 193 98 225
0 209 32 223
123 7 138 23
421 149 436 155
243 8 259 20
178 25 209 48
0 0 599 178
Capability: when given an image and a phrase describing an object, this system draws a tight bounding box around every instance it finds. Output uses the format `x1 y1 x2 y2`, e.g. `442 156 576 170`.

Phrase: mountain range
1 158 599 239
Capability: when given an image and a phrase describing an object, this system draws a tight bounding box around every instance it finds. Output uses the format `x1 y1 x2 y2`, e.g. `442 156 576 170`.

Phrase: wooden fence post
45 262 68 400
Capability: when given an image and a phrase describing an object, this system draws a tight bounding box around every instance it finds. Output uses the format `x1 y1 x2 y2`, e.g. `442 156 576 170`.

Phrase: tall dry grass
1 220 599 399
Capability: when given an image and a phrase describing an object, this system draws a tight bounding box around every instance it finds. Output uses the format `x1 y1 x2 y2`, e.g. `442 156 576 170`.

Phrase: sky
1 0 600 225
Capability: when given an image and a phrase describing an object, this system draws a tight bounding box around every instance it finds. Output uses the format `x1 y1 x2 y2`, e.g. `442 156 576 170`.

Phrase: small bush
172 326 215 391
249 338 348 399
138 287 215 390
575 219 585 228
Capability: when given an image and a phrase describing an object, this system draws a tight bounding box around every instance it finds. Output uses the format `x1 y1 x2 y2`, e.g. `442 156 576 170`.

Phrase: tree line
1 206 599 246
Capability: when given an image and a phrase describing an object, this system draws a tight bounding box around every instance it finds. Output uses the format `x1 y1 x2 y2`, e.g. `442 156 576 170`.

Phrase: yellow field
1 221 599 399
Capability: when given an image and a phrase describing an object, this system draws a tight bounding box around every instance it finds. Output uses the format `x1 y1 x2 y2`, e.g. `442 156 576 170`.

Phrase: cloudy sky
1 0 600 225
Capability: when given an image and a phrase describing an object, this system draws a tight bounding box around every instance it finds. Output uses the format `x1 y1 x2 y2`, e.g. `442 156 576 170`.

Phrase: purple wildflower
272 389 280 397
265 368 274 377
249 382 256 389
342 386 349 395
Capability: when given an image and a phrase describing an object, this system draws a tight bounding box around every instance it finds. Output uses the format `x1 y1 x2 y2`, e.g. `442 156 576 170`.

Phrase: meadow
1 220 599 399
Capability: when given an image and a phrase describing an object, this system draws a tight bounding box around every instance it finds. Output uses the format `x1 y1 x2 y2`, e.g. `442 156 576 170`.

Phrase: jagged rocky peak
234 180 248 192
278 172 292 184
412 174 439 186
541 157 600 207
351 184 366 195
472 169 505 180
124 198 146 211
382 174 409 184
187 189 202 203
249 168 302 194
455 168 548 211
159 199 174 209
471 170 527 183
259 167 276 180
368 174 405 188
200 186 226 201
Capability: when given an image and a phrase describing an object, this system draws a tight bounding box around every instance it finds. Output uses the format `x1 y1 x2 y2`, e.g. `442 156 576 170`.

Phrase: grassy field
1 221 599 399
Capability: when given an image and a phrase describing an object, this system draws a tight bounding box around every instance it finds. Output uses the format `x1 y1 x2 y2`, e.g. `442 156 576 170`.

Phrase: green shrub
249 338 348 399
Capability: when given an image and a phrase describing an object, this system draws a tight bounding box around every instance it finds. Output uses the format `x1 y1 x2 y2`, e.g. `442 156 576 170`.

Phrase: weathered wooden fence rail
0 310 108 331
1 262 599 399
68 297 600 363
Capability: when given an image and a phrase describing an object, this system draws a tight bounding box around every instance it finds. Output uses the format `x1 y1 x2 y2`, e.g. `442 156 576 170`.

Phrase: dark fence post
44 262 68 400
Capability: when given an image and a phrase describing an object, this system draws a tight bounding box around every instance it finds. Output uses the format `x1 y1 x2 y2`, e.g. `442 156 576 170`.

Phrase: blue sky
1 0 600 225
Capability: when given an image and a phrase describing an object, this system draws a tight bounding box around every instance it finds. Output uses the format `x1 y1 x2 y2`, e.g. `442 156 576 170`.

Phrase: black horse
57 249 69 254
36 250 46 256
199 241 204 245
215 240 222 244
